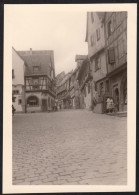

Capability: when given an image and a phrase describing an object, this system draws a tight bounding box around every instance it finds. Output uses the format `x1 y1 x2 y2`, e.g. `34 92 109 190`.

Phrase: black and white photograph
3 3 137 194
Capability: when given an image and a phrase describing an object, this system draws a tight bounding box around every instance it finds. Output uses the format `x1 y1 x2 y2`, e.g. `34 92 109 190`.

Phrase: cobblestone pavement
12 110 127 185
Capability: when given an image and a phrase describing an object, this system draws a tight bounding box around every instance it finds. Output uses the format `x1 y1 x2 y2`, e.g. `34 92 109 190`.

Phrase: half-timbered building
18 49 56 113
105 12 127 112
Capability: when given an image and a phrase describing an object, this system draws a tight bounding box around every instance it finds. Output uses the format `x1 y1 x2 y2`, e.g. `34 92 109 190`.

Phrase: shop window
96 28 100 41
108 47 115 64
18 99 22 105
95 57 101 71
27 96 39 106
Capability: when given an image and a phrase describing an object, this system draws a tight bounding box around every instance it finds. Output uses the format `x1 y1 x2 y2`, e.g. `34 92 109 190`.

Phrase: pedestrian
110 98 114 113
106 97 111 113
12 104 15 116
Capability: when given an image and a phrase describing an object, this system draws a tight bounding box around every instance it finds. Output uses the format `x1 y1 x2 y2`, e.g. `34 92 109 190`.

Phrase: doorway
41 99 47 111
114 87 119 111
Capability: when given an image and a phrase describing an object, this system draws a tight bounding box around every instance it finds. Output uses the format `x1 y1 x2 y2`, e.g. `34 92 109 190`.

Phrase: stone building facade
12 47 26 112
85 12 107 113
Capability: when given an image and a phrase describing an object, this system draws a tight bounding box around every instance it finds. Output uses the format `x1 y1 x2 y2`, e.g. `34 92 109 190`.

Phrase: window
27 96 39 106
12 96 16 102
108 20 113 37
95 57 101 71
12 69 15 79
108 47 115 64
33 78 39 90
91 34 95 46
91 13 94 23
13 90 19 95
118 39 124 58
18 99 22 105
96 28 100 41
33 66 40 74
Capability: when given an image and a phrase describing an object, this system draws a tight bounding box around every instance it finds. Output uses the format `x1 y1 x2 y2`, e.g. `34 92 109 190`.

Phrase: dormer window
33 66 40 74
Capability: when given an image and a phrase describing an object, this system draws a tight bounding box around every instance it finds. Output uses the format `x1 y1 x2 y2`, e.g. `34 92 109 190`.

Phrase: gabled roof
12 46 26 64
18 49 54 77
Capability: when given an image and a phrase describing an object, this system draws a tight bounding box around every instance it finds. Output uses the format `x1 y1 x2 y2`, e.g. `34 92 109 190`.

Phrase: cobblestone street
12 110 127 185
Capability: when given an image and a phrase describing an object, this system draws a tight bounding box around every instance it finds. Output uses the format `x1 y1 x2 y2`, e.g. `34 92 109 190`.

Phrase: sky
9 5 88 75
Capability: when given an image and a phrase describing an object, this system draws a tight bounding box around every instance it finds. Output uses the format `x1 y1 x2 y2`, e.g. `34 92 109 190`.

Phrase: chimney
30 48 32 55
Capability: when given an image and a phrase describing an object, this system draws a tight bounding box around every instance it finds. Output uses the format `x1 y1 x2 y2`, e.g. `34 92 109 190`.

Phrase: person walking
106 97 111 113
110 98 114 113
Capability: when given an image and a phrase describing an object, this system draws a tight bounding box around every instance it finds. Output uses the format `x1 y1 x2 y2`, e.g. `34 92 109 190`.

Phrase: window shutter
108 47 115 64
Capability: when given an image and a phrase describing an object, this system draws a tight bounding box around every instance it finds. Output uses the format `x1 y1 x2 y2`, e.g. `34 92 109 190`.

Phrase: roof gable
18 50 54 77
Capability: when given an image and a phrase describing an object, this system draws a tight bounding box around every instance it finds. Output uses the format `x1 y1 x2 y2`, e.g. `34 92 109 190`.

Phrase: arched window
27 96 39 106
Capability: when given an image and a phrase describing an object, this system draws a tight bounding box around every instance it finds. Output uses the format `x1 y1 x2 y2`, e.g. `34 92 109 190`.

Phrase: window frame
95 57 101 72
18 99 22 105
96 28 100 41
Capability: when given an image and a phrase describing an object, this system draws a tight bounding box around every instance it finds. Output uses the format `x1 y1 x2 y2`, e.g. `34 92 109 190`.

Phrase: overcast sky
9 5 88 75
